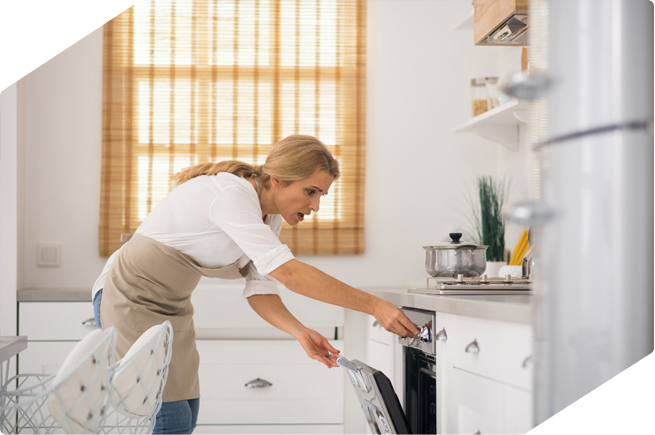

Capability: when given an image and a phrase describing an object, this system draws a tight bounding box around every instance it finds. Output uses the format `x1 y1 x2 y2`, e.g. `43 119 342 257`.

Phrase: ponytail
172 134 339 188
172 160 261 187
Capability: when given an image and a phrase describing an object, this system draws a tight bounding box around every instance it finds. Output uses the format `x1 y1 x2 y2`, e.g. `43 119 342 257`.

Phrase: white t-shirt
91 173 294 300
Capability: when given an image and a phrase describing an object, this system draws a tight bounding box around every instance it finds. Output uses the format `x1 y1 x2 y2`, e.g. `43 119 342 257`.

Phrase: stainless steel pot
423 233 488 277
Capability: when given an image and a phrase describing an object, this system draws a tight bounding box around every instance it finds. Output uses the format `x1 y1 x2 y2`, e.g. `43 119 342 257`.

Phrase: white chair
0 327 117 434
101 320 173 434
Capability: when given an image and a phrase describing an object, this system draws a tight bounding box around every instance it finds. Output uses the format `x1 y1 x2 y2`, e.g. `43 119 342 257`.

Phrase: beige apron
100 234 249 402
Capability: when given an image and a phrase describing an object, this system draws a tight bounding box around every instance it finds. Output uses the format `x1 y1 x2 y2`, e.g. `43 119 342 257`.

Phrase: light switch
37 243 61 267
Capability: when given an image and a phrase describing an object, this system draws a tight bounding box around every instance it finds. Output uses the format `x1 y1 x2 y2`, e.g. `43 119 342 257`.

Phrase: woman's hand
372 299 420 337
296 329 340 368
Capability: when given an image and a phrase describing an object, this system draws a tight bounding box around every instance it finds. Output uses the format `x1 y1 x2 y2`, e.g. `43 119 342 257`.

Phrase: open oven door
336 356 411 435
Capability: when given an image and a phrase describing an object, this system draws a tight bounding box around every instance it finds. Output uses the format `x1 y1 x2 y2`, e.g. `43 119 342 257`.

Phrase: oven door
336 356 411 435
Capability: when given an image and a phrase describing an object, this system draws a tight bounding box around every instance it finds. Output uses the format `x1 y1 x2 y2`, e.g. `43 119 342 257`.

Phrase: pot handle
455 244 480 250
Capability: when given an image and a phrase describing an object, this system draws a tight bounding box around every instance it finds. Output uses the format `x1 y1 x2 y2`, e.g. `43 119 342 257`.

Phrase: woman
92 134 419 434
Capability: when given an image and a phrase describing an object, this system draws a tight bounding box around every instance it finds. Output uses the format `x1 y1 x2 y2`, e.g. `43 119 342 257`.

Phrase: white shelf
453 11 474 31
452 100 529 150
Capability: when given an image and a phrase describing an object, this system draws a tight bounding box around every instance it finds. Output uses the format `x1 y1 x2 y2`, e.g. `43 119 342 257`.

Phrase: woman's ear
270 177 281 189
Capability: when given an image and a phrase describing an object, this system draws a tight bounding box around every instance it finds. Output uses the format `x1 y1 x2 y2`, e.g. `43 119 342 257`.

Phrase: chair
101 320 173 434
0 327 117 434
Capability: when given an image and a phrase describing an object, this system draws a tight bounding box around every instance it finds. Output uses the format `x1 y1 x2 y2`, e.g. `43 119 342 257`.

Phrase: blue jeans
93 289 200 434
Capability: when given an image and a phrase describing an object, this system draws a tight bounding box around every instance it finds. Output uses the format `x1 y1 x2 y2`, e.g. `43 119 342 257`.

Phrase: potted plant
472 175 509 277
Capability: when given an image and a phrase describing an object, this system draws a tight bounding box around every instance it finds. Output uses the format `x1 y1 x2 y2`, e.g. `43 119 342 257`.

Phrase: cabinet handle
465 339 480 353
82 317 97 328
474 431 481 434
522 355 533 368
245 378 273 388
434 328 447 341
372 320 379 327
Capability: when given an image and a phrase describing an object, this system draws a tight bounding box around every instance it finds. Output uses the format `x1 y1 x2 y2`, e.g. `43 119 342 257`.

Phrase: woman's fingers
324 341 340 354
300 330 340 368
374 301 420 337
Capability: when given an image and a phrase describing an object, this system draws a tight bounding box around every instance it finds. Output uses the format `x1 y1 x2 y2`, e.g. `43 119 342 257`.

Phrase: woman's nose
310 196 320 212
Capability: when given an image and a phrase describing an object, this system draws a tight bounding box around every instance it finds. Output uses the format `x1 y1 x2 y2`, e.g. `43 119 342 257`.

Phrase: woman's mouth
297 213 305 222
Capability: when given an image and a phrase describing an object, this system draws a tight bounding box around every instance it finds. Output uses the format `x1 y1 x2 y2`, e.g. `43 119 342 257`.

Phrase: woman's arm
247 294 340 368
269 259 420 337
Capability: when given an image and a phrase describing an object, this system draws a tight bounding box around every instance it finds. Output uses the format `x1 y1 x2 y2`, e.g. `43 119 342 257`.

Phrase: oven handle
335 355 372 393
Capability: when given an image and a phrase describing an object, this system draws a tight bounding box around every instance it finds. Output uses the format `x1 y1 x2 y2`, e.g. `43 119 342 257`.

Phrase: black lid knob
449 233 462 243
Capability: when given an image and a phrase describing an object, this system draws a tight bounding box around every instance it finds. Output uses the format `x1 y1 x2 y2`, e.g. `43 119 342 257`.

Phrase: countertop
0 336 27 363
361 287 533 324
17 288 91 302
16 286 532 324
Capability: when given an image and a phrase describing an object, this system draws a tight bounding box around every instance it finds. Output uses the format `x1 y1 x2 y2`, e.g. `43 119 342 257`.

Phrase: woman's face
271 170 335 226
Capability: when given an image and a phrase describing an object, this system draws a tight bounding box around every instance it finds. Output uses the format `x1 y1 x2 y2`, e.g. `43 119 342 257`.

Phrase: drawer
366 315 395 346
18 341 79 375
19 302 97 340
193 424 343 434
439 313 533 390
196 340 344 425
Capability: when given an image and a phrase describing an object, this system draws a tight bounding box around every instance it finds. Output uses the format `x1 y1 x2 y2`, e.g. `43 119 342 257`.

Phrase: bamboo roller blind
101 0 366 257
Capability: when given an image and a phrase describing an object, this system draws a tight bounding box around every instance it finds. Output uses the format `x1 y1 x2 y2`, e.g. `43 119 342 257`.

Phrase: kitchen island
358 286 534 434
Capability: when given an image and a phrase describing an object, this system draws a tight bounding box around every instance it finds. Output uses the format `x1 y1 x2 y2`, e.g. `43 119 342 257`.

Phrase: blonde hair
173 135 340 188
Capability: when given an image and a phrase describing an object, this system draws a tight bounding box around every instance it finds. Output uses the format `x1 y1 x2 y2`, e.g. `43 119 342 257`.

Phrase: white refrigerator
534 0 654 424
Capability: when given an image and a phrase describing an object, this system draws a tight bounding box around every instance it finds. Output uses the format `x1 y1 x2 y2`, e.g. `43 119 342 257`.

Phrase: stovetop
408 274 532 295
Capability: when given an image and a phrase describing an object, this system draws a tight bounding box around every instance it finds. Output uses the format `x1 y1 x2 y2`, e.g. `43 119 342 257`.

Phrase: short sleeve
209 184 295 276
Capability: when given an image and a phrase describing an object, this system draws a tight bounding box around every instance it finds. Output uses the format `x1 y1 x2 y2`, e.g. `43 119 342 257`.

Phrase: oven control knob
418 325 431 343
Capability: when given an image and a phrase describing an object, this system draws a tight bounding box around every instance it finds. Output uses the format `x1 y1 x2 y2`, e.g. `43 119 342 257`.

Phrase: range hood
474 0 530 46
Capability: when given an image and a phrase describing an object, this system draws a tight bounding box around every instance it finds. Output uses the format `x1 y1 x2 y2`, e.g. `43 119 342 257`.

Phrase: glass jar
485 77 500 110
470 77 488 117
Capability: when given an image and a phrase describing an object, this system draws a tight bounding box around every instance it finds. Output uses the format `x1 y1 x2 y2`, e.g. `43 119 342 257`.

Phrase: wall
0 84 18 336
16 1 531 293
9 1 533 434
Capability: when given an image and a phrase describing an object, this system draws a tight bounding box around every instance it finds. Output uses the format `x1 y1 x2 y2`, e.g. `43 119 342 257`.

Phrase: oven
338 307 436 434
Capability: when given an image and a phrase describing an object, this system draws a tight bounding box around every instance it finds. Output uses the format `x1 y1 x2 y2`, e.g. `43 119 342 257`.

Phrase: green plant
474 176 509 262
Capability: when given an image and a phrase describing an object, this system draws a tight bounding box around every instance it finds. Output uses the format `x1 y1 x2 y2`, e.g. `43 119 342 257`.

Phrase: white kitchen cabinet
18 301 97 375
442 312 533 390
437 312 534 434
19 301 97 340
195 340 344 431
18 286 346 434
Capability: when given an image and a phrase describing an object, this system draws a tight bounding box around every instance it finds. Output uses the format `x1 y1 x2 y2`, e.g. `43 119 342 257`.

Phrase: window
100 0 366 256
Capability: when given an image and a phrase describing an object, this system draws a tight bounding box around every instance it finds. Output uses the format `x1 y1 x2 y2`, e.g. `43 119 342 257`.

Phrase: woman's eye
322 193 328 197
307 189 315 196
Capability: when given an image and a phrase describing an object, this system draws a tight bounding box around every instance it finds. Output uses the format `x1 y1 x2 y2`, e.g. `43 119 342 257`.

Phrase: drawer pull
372 320 379 327
82 317 97 328
465 339 480 354
522 355 533 368
434 328 448 341
245 378 273 388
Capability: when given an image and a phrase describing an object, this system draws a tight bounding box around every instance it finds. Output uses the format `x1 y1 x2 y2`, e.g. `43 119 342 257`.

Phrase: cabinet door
18 341 78 375
19 302 97 340
366 340 395 386
196 340 344 425
504 385 534 433
446 368 506 434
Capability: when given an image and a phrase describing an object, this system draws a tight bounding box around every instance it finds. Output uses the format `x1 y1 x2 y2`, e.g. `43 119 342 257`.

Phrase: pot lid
423 232 488 250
